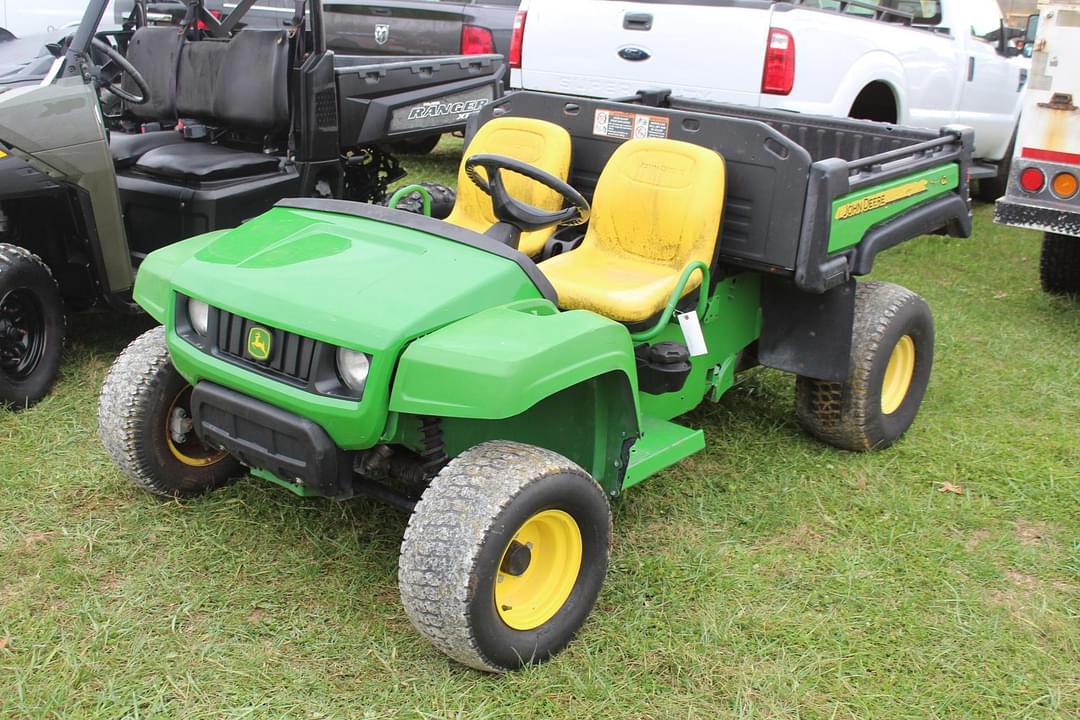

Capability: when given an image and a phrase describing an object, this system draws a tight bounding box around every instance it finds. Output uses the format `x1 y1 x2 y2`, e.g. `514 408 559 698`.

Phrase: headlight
188 299 210 336
336 347 370 392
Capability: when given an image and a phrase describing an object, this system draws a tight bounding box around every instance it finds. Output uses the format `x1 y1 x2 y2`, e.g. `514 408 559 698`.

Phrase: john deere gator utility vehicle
0 0 502 408
99 89 974 672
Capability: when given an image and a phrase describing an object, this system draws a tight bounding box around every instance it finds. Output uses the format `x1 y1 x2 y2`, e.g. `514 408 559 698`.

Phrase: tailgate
324 0 465 56
335 54 505 146
517 0 771 104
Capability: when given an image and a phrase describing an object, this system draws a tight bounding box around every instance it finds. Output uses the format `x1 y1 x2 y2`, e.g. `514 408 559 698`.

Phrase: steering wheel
90 37 150 106
465 154 590 232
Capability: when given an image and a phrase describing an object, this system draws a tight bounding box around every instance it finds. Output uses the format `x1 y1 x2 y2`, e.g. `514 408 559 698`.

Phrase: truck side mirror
1025 13 1039 45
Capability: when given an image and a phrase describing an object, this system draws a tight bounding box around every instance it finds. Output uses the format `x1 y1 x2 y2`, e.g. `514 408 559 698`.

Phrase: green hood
136 204 549 353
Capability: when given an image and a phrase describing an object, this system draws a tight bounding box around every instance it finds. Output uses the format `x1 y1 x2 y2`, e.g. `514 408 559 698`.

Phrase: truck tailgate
324 0 465 56
516 0 771 104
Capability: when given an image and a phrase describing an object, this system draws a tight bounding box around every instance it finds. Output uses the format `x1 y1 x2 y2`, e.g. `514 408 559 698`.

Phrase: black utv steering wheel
90 37 150 106
465 154 590 232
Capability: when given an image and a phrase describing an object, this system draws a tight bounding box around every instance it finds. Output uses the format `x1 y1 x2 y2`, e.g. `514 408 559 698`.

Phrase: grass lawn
1 136 1078 719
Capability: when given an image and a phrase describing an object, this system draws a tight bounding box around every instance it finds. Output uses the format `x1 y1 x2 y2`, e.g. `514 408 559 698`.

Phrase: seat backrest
585 138 725 270
122 26 181 120
212 29 290 132
175 39 228 119
444 117 572 256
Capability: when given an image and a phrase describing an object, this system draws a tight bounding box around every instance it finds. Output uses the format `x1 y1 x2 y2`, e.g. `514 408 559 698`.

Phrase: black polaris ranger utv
0 0 503 408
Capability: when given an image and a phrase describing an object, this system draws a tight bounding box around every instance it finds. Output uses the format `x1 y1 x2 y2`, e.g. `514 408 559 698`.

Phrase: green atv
99 89 974 672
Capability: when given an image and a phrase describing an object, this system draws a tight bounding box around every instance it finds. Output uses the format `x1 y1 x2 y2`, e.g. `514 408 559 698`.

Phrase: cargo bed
479 90 973 294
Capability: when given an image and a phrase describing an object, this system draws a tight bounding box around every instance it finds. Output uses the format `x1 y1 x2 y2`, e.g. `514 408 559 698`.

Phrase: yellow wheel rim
165 386 229 468
495 509 583 631
881 334 916 415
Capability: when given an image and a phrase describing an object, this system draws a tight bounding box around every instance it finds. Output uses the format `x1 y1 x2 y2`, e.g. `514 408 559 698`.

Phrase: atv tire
399 441 610 672
1039 232 1080 295
0 244 65 409
796 281 934 451
99 326 240 497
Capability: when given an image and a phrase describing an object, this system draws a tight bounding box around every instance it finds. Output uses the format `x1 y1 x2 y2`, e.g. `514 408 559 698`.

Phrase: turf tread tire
398 440 610 672
0 243 65 409
98 326 240 497
796 281 934 452
1039 232 1080 295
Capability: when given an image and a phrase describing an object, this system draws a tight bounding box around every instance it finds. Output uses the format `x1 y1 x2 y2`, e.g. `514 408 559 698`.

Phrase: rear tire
1039 232 1080 295
976 133 1016 203
99 326 240 497
0 244 65 410
796 281 934 451
399 441 610 672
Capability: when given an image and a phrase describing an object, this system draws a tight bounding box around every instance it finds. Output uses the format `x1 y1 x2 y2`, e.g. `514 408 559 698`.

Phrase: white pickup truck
508 0 1029 199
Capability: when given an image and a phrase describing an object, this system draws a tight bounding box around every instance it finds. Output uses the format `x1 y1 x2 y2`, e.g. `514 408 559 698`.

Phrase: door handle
623 13 653 31
968 56 975 81
371 7 391 16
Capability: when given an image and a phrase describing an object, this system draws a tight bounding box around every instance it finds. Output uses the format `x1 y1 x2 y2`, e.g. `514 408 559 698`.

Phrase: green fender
389 299 641 494
390 298 639 421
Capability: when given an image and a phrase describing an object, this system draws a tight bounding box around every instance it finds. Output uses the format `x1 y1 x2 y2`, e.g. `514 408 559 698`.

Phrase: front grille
216 309 318 384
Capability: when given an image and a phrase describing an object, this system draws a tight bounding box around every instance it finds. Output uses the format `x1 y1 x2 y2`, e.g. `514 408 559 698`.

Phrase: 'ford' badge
617 46 651 62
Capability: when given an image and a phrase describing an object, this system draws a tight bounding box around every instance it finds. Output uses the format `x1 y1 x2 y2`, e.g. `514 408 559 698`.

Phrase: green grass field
2 137 1078 719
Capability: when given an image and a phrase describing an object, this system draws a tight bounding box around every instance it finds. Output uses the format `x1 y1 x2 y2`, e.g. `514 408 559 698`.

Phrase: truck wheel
976 133 1015 203
1040 233 1080 295
399 441 610 672
98 326 240 497
796 281 934 451
0 244 65 409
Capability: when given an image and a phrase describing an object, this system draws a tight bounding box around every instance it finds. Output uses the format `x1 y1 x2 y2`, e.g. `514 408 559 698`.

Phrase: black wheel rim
0 288 46 380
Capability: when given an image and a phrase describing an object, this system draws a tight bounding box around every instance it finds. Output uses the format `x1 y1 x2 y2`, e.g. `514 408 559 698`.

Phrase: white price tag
677 311 708 357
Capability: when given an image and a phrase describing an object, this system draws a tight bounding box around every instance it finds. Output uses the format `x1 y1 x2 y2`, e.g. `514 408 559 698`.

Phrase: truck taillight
1019 167 1046 193
461 24 495 55
509 10 527 69
762 28 795 96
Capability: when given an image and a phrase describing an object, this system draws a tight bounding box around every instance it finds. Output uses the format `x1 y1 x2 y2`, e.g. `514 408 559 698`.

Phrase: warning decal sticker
593 109 670 140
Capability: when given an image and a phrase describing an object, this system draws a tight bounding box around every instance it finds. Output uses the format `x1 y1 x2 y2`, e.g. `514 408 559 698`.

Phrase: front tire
1040 232 1080 295
98 326 240 497
796 281 934 451
0 244 65 409
399 441 611 672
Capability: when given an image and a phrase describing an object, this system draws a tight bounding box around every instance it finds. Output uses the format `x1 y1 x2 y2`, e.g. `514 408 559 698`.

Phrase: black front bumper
190 382 355 499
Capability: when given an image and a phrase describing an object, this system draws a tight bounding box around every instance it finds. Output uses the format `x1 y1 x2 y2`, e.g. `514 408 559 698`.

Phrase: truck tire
1039 232 1080 295
399 441 610 672
99 326 240 497
796 281 934 451
0 244 65 409
385 182 456 220
976 133 1015 203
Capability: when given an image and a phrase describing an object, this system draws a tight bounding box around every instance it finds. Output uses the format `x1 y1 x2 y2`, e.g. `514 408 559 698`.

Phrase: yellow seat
540 138 726 323
444 117 573 257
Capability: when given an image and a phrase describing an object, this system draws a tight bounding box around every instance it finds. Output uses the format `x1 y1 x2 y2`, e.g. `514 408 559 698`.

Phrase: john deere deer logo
247 327 272 361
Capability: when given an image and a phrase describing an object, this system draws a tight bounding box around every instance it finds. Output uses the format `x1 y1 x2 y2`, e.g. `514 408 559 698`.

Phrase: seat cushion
134 142 282 182
541 246 690 323
110 130 186 169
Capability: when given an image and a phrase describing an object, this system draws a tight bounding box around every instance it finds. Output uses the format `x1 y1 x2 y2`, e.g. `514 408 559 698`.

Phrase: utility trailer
994 3 1080 295
100 89 974 672
0 0 503 408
